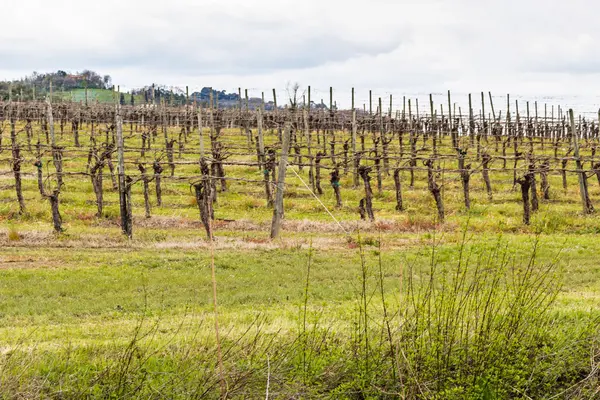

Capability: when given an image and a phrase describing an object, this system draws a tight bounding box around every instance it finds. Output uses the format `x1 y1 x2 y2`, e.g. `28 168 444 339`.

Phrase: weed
7 226 21 241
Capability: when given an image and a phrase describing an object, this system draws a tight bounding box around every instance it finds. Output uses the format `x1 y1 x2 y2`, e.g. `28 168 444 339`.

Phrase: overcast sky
2 0 600 107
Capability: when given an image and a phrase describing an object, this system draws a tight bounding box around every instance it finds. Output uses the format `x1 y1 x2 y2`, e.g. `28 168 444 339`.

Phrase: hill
58 89 145 104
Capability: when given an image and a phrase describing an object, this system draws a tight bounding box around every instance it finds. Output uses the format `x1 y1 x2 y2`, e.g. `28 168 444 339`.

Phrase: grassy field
56 89 145 104
1 119 600 398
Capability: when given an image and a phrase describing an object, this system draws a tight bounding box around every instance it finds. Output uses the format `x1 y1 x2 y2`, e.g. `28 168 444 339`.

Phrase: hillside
58 89 145 104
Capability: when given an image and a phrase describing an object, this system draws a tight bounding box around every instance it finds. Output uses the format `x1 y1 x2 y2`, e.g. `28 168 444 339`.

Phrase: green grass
57 89 145 104
0 234 598 398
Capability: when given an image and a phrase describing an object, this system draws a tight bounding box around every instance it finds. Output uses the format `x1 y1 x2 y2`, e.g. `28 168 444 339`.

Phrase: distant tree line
0 69 331 110
190 87 240 103
133 86 247 107
131 85 188 105
0 70 113 101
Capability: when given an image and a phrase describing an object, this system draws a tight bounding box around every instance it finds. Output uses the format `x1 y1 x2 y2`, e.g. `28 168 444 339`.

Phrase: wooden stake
535 101 538 135
198 106 204 159
257 107 266 173
488 92 496 121
481 92 486 138
330 87 333 111
352 107 358 187
304 107 315 191
447 90 452 130
415 98 419 119
430 94 436 153
468 93 474 139
448 90 456 148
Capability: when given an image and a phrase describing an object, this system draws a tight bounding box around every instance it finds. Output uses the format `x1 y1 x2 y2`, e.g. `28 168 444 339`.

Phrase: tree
286 82 301 112
80 70 105 89
0 69 113 100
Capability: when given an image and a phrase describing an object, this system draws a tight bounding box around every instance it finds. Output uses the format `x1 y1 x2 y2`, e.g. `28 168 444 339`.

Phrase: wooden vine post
270 121 292 239
351 88 359 187
429 94 437 155
198 106 204 159
448 90 456 149
244 88 252 149
257 107 266 170
9 104 26 214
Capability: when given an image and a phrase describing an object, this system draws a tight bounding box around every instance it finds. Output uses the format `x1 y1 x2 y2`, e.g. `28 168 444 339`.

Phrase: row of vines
1 93 599 238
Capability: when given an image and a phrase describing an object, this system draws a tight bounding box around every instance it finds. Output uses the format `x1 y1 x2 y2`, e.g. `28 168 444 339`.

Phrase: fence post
352 107 358 187
198 106 204 159
430 94 436 155
448 90 455 148
9 104 26 214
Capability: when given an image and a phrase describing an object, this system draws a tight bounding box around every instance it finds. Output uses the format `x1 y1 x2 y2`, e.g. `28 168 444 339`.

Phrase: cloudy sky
2 0 600 107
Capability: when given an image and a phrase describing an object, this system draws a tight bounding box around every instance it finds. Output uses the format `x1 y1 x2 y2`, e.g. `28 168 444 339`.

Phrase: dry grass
0 255 59 270
7 226 21 242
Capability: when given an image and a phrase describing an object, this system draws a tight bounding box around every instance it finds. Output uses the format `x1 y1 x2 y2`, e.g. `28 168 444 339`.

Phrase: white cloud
2 0 600 110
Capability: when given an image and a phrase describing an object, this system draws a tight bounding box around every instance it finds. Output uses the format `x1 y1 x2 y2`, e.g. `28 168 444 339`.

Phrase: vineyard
2 90 600 398
2 91 600 235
